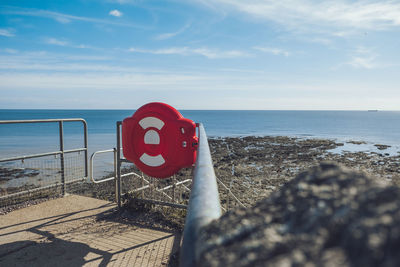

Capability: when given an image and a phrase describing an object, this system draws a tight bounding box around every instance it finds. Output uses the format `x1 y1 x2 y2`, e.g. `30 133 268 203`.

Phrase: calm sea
1 109 400 159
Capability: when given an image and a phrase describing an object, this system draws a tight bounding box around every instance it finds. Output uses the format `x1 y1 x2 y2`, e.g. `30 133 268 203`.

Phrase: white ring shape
139 117 164 130
140 153 165 167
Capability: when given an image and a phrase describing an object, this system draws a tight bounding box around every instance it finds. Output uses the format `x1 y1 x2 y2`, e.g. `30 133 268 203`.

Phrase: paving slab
0 195 179 266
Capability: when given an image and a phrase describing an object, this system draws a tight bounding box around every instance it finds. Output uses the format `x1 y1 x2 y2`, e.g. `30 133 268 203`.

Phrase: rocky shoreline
1 136 399 216
209 136 400 208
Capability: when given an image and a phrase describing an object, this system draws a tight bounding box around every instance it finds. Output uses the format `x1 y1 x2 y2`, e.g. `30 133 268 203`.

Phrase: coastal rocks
198 162 400 267
0 167 40 182
209 136 345 206
209 136 400 209
347 140 367 145
375 144 391 150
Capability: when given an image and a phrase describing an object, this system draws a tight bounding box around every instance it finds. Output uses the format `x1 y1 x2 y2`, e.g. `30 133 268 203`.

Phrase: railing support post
116 121 122 208
59 121 66 196
83 120 88 178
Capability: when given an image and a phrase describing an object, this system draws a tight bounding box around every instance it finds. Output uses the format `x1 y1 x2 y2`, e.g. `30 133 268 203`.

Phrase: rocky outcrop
0 167 39 181
198 162 400 267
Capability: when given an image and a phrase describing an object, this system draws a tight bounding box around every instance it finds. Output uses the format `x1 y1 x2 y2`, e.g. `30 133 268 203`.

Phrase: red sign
122 102 198 178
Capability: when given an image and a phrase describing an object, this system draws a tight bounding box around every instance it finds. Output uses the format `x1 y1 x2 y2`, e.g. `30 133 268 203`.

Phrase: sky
0 0 399 110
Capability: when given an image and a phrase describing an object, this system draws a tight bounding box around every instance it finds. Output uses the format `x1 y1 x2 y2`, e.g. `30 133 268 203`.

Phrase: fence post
82 120 89 178
59 121 66 196
116 121 122 208
113 147 118 202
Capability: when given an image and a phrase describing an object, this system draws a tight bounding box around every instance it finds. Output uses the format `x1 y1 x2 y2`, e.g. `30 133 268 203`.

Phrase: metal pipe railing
0 148 87 163
180 123 222 267
0 118 88 124
0 118 88 199
0 119 88 180
89 149 116 184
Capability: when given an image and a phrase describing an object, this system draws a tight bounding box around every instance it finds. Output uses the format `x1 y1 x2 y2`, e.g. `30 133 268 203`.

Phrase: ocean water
1 109 399 184
1 109 400 159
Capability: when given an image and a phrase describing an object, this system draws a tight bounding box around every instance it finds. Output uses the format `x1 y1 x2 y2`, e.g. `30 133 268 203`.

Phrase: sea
0 109 399 181
1 109 400 155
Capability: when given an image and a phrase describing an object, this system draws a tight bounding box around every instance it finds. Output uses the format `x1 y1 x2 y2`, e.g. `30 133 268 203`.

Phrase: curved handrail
90 149 116 184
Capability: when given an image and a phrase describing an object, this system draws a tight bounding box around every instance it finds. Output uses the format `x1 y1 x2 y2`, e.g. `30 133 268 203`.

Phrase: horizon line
0 108 399 112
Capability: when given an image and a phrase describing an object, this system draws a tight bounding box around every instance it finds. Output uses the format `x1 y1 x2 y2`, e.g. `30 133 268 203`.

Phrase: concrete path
0 195 179 266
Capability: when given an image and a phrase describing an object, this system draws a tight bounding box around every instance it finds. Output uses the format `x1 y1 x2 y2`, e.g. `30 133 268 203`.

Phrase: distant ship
367 110 378 112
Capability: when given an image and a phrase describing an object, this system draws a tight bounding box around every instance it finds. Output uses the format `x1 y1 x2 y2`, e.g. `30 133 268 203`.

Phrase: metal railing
180 123 222 267
89 146 192 207
88 122 192 209
0 119 88 205
89 148 117 184
88 120 244 216
115 121 192 209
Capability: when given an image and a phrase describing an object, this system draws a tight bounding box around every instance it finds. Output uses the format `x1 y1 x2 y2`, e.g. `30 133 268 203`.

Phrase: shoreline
1 135 399 213
209 135 400 206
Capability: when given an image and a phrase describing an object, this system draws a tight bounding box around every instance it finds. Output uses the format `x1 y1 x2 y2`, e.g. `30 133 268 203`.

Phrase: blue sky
0 0 399 110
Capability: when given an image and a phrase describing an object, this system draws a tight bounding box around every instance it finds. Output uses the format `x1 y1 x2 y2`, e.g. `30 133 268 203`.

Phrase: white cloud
45 38 69 46
1 48 18 54
253 46 290 57
44 38 98 50
109 9 123 17
155 23 191 40
195 0 400 33
0 28 15 37
0 51 183 73
1 70 398 110
1 50 398 109
129 46 248 59
108 0 134 4
308 38 332 45
2 7 145 29
348 56 376 69
0 73 205 90
347 47 378 69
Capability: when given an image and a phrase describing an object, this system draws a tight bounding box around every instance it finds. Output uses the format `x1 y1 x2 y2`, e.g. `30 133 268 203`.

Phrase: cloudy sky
1 0 399 110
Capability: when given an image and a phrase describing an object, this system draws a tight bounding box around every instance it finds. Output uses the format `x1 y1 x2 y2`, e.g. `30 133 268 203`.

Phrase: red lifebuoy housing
122 102 198 178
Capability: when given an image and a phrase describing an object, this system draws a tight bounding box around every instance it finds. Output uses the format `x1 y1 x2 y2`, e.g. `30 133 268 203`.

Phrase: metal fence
0 119 88 208
89 146 192 208
115 121 193 209
1 118 245 214
87 121 245 212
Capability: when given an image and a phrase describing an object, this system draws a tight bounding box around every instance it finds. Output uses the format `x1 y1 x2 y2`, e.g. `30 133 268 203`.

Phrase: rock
347 140 367 145
375 144 391 150
198 162 400 267
0 167 40 181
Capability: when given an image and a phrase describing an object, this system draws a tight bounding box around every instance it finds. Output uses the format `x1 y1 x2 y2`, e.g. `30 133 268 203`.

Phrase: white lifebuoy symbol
139 117 166 167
